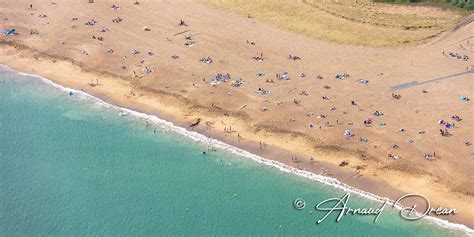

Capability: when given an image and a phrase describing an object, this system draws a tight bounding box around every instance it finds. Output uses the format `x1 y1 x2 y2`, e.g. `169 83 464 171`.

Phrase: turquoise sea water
0 68 468 236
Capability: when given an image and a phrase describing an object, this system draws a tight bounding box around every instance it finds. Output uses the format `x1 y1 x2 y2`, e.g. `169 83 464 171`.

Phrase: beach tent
3 28 15 36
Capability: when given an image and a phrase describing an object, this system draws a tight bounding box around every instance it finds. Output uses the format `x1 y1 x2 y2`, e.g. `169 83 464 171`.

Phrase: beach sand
1 0 473 228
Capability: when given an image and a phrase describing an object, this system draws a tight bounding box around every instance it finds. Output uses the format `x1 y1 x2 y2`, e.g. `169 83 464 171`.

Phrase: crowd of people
12 1 472 170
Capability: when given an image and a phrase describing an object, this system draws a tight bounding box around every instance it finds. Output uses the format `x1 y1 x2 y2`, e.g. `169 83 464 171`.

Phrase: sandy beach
1 0 473 229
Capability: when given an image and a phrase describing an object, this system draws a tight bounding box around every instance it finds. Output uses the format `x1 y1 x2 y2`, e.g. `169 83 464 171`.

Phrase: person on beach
179 20 188 27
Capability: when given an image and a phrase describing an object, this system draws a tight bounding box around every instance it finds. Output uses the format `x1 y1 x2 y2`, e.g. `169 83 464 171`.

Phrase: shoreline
1 49 473 234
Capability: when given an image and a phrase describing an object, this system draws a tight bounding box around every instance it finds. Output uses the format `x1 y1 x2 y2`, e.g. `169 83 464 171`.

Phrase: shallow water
0 68 467 236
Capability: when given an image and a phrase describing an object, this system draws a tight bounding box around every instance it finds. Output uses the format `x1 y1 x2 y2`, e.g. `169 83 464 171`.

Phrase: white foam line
2 65 472 236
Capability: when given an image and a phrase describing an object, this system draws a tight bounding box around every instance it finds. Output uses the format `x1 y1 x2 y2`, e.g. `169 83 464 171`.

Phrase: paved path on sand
388 70 473 92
